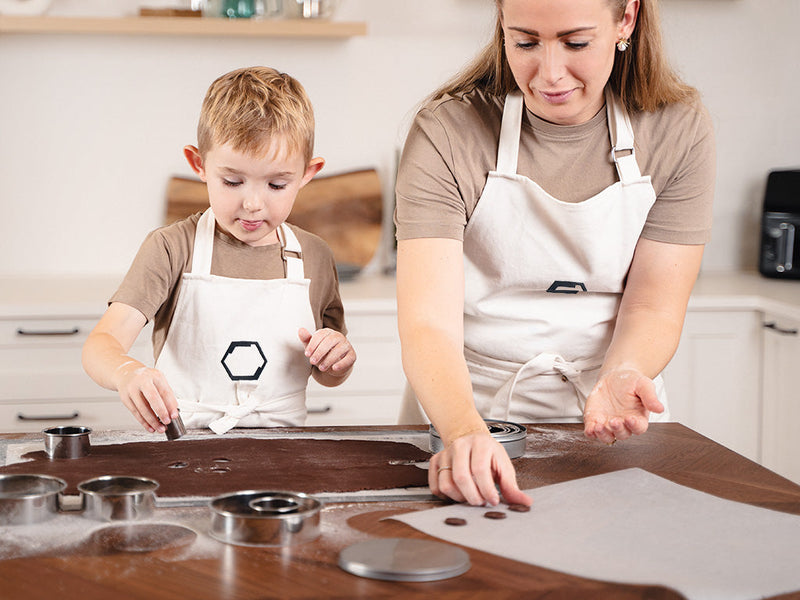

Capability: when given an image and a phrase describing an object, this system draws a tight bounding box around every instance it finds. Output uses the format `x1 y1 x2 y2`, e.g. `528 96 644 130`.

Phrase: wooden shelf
0 15 366 38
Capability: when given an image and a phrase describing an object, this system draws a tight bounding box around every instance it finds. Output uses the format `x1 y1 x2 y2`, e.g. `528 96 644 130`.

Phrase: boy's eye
269 183 288 190
223 179 242 187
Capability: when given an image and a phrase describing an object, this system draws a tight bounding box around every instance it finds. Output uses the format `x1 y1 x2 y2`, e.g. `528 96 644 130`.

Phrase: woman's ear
183 145 207 181
619 0 640 39
300 157 325 187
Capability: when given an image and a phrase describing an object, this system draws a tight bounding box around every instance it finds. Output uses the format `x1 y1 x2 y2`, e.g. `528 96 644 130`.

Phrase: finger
119 392 155 432
636 377 664 414
315 340 349 371
136 385 168 432
154 377 179 422
495 456 533 507
305 330 334 363
129 392 162 432
470 448 500 506
624 414 650 436
297 327 312 345
428 454 442 497
450 445 483 506
608 417 632 441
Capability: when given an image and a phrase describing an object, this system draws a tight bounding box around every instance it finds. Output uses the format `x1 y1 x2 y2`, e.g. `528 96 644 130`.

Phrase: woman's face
501 0 636 125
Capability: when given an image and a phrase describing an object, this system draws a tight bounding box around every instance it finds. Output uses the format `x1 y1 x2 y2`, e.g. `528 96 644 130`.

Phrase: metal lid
339 538 470 582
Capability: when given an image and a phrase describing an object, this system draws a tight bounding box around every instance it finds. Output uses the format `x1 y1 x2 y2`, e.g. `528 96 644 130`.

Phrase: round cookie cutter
78 476 159 522
0 474 67 526
209 490 321 547
430 419 527 458
43 425 92 459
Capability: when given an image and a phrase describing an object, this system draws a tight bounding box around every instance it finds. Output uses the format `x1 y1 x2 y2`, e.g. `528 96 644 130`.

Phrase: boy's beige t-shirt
111 212 346 361
395 89 716 243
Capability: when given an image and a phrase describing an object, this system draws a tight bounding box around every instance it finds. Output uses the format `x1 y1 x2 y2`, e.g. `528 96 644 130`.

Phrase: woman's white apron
400 89 668 424
156 209 315 434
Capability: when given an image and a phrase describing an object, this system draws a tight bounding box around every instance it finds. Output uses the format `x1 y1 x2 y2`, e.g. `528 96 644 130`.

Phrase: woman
395 0 715 507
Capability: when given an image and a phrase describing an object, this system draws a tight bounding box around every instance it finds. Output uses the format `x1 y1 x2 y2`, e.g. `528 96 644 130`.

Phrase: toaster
759 169 800 279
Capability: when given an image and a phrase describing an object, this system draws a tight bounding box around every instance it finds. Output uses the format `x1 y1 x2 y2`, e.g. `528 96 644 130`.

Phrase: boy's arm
82 302 177 432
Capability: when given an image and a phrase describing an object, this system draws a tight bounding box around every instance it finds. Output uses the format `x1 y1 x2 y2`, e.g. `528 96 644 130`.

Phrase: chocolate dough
0 438 431 498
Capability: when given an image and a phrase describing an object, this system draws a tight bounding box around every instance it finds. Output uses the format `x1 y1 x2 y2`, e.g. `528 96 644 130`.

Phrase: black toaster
759 169 800 279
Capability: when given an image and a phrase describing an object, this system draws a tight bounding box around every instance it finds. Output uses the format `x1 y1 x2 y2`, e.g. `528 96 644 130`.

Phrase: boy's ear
300 157 325 188
183 145 207 180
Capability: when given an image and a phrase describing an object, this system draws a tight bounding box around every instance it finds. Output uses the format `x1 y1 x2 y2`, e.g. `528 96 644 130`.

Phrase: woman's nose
538 46 566 85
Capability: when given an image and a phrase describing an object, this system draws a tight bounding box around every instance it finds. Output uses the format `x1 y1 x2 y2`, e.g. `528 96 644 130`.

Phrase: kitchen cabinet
662 271 800 483
761 312 800 484
0 15 366 38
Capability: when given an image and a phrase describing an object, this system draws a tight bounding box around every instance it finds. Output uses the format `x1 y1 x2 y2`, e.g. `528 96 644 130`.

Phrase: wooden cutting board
165 168 383 267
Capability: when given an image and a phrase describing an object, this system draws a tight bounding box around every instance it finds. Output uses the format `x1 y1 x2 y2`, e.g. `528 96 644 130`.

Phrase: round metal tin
429 419 527 458
339 538 470 582
209 490 321 547
0 474 67 526
78 476 159 522
43 425 92 459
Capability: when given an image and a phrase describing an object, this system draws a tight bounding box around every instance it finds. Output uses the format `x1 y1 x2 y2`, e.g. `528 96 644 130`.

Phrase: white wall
0 0 798 277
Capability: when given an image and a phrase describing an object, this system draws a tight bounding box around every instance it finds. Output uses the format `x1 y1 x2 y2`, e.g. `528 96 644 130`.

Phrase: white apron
156 209 315 434
399 88 669 425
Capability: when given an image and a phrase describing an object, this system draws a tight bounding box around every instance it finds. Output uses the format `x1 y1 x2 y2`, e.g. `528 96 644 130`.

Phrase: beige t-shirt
111 212 346 360
395 88 715 244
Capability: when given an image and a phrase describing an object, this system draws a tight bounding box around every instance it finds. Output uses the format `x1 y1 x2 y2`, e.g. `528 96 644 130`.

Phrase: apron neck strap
605 87 642 183
191 210 305 280
276 224 306 280
496 91 524 175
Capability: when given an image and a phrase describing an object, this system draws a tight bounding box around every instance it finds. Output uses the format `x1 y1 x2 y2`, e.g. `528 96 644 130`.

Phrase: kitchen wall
0 0 798 278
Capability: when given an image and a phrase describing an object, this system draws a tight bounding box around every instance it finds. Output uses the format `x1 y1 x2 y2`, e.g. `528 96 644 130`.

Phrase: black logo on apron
221 341 267 381
546 281 587 294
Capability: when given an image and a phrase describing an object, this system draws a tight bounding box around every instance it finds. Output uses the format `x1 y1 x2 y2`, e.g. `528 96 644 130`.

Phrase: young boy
82 66 356 435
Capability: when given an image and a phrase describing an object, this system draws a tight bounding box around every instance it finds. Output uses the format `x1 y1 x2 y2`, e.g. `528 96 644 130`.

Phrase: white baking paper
392 468 800 600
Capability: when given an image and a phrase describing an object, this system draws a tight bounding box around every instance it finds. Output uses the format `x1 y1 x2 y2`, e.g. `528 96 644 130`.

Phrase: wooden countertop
1 423 799 599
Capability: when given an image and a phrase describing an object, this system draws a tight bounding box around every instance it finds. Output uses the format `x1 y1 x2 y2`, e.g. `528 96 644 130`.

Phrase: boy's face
185 141 323 247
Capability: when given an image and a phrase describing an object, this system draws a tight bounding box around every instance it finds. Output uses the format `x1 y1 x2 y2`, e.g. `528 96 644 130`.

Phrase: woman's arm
397 238 531 506
583 238 704 443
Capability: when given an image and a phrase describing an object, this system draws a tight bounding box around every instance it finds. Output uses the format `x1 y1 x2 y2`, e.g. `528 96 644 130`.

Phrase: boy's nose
242 190 266 212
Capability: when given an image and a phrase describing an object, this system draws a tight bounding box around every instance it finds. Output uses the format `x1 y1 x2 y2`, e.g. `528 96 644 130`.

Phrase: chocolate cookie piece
483 511 506 520
507 503 531 513
444 517 467 526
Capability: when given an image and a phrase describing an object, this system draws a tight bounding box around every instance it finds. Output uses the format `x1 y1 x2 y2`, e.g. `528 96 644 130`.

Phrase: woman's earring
616 38 630 52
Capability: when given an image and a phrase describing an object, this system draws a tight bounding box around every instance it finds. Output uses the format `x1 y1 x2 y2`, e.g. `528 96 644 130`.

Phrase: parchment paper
392 468 800 600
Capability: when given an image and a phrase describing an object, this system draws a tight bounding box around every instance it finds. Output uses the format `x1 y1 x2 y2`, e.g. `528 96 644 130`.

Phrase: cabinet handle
16 327 80 337
763 321 799 336
17 411 80 422
307 405 332 414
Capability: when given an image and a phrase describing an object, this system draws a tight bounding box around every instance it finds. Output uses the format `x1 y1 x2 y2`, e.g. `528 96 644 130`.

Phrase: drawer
306 393 403 426
0 318 97 347
0 398 137 433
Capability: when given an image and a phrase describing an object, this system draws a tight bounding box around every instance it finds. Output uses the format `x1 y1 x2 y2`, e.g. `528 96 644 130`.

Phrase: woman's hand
114 361 178 433
428 430 533 507
583 367 664 444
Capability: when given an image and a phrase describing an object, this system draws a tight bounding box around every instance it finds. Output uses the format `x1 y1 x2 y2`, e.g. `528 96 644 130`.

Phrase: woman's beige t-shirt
111 213 346 360
395 89 715 243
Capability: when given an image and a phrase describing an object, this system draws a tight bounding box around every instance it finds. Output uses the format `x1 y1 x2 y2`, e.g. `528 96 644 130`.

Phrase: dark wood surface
2 423 800 600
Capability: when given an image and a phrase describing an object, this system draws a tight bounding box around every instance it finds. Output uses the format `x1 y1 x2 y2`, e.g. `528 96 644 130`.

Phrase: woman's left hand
583 367 664 445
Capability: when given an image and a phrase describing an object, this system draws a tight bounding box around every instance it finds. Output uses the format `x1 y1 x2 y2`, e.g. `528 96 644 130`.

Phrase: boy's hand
114 361 179 433
298 328 356 382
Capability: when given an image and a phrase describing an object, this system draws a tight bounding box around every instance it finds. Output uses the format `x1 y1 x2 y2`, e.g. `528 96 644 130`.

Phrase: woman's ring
438 465 453 474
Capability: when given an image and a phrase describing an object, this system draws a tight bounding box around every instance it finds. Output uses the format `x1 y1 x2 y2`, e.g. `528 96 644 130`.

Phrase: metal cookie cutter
209 490 322 547
43 426 92 459
78 476 159 522
429 419 527 458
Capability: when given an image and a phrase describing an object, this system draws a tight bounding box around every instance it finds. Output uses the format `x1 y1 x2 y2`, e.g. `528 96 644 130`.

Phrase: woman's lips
539 89 574 104
239 219 263 232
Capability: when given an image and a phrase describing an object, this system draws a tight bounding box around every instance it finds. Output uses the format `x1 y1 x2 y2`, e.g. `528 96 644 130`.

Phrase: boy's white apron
401 88 668 424
156 209 315 434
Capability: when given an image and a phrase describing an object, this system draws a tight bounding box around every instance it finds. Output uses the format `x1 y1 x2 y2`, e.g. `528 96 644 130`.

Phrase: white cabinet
306 278 404 426
0 315 150 432
760 313 800 484
663 309 763 462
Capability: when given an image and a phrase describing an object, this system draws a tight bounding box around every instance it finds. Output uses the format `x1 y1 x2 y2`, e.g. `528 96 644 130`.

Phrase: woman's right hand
428 431 533 507
114 362 178 433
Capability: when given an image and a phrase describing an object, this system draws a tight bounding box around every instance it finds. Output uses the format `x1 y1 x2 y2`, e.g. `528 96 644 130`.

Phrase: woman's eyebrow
508 26 597 37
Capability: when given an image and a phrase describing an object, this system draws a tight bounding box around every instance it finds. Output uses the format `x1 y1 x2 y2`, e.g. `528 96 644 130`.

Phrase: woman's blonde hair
197 66 315 162
432 0 696 112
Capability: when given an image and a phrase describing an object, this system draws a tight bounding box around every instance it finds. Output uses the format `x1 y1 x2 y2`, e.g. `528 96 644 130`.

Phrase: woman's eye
515 41 538 50
223 179 242 187
566 41 589 50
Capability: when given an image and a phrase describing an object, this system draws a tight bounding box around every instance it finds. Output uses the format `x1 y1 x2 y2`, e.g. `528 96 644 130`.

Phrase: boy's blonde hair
197 66 315 163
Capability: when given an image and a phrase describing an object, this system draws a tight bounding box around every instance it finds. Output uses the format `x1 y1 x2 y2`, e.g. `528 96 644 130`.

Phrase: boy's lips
239 219 263 232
